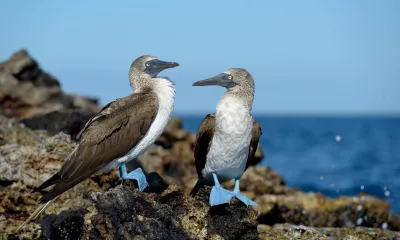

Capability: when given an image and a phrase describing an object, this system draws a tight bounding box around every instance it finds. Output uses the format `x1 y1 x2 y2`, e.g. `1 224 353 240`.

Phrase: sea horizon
177 115 400 213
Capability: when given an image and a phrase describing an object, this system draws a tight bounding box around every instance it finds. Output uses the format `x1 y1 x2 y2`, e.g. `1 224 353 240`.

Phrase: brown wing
75 101 115 141
245 119 262 169
190 114 215 196
193 114 215 179
37 92 159 202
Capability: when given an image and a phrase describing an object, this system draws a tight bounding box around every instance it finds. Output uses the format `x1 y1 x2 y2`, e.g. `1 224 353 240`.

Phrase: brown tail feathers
16 199 55 232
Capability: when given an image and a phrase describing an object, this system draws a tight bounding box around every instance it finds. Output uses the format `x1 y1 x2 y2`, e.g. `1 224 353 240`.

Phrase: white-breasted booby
17 55 179 230
189 68 262 207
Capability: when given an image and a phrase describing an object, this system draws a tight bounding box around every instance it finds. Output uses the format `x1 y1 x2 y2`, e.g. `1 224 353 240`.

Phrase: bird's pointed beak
192 73 235 88
153 59 179 71
146 59 179 77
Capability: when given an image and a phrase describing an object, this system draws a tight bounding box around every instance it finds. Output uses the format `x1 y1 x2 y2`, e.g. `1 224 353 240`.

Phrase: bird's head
129 55 179 89
192 68 254 96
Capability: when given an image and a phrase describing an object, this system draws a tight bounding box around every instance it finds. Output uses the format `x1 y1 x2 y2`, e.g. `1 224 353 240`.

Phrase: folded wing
35 92 159 202
246 119 262 169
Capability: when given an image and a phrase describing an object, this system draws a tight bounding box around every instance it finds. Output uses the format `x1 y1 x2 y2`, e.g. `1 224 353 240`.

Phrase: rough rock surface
21 109 98 140
258 224 400 240
0 50 399 239
256 191 400 230
0 49 100 139
57 183 256 240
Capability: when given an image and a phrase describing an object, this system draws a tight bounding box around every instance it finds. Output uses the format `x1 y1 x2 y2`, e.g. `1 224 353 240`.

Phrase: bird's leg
230 177 258 207
209 173 234 206
119 163 148 191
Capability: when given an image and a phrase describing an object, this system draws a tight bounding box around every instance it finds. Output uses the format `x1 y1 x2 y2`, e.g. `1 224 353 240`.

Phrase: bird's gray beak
153 59 180 70
145 59 179 77
192 73 236 88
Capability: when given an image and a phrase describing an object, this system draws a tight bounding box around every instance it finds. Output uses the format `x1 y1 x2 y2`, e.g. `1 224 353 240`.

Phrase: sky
0 0 399 115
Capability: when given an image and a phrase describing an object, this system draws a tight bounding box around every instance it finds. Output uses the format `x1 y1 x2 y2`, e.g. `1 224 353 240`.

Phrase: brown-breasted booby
189 68 261 207
17 55 179 230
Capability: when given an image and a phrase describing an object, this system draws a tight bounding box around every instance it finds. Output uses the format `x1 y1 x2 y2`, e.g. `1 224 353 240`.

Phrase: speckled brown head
192 68 255 99
129 55 179 89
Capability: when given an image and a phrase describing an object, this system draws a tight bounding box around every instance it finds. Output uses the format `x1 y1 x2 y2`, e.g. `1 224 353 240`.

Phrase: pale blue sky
0 1 399 115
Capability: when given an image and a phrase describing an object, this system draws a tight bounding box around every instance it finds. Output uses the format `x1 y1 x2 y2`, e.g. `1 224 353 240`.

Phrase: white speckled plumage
202 94 253 183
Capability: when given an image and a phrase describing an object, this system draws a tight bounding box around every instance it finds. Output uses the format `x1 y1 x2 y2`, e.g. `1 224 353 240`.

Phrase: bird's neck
216 92 253 114
133 76 175 113
214 92 254 137
151 77 176 104
129 70 175 94
129 70 147 91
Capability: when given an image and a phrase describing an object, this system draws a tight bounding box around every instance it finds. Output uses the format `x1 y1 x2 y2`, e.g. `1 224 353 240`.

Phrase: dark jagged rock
8 181 258 240
258 224 400 239
38 209 88 240
78 182 257 240
21 109 96 140
0 49 59 88
0 49 100 119
255 192 400 230
143 172 170 194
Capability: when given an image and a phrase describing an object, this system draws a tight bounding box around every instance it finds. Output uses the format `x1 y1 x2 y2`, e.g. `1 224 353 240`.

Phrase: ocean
179 115 400 213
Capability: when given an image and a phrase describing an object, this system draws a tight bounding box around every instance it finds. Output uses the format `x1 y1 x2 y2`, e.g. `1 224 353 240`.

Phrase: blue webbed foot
210 185 234 206
209 173 234 206
119 163 149 191
230 178 258 207
234 193 258 207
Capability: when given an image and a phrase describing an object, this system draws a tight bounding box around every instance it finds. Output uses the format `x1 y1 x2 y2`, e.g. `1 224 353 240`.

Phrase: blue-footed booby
17 55 179 230
189 68 262 207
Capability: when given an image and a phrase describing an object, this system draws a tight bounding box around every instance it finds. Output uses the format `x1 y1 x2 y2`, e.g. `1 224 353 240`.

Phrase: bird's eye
228 75 233 80
145 63 150 67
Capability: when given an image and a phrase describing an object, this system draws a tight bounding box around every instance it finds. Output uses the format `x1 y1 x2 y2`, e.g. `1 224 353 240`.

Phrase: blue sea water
179 115 400 213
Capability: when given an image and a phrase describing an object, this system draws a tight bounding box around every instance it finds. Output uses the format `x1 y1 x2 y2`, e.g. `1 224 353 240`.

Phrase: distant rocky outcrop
1 50 399 239
0 49 100 139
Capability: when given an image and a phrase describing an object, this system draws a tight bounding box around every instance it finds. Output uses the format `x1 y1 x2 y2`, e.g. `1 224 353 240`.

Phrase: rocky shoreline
1 50 399 239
